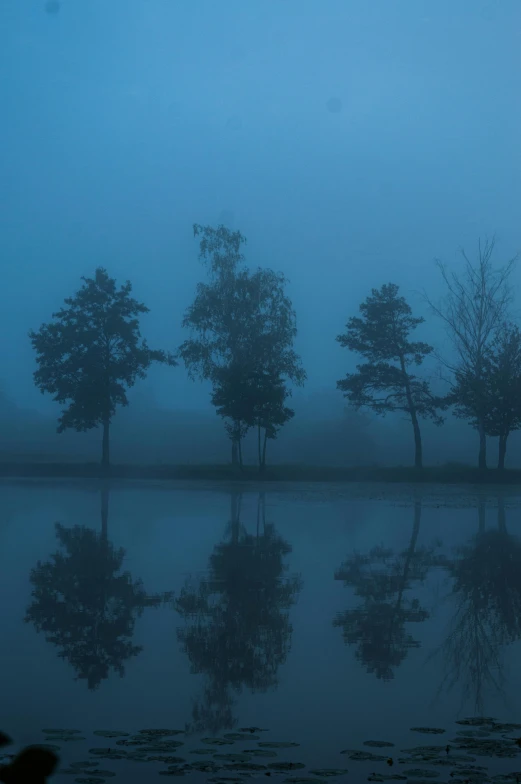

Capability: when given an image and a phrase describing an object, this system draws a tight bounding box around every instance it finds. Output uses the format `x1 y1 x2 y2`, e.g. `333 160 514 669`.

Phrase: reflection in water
24 484 173 690
175 491 303 735
430 496 521 715
333 499 446 681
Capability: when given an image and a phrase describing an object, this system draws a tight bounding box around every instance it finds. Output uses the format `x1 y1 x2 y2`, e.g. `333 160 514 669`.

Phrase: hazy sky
1 0 520 413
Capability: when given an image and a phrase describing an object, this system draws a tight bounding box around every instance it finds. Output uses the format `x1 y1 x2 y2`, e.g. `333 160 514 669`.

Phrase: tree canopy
336 283 442 468
29 267 175 467
180 225 305 467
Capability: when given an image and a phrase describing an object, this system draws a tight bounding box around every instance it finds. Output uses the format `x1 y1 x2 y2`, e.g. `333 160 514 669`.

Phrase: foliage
180 225 305 463
337 283 441 421
29 268 174 462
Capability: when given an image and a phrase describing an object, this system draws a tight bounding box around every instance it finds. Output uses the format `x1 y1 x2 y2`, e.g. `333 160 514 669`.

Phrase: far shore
1 461 521 484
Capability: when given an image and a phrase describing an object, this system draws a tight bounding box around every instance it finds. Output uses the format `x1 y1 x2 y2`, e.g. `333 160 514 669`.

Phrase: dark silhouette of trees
428 496 521 714
425 236 517 469
333 499 446 680
179 224 305 468
29 267 175 470
25 485 173 690
175 491 302 734
481 324 521 469
337 283 442 469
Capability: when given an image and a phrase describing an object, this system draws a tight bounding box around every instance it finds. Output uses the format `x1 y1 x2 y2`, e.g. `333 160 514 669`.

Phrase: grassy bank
1 461 521 483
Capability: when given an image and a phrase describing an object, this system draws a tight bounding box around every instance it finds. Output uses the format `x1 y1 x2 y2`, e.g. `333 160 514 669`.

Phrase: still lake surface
2 479 521 783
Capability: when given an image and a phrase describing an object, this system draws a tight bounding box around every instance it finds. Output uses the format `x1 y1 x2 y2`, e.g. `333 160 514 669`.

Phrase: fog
1 0 520 466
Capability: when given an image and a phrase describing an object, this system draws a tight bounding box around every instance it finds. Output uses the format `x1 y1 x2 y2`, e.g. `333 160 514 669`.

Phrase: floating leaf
70 762 100 769
258 742 300 749
74 779 106 784
147 756 186 765
367 777 407 782
189 761 221 772
240 728 269 734
224 734 259 742
308 771 349 777
202 738 235 746
93 731 130 738
364 741 395 748
340 750 386 762
214 754 252 763
224 762 267 771
43 730 82 735
138 729 184 737
268 762 306 771
455 718 495 727
244 749 277 758
190 749 216 755
402 770 440 778
283 779 327 784
410 728 446 735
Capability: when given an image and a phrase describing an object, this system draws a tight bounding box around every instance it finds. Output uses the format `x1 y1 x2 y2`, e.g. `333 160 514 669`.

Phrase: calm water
2 480 521 782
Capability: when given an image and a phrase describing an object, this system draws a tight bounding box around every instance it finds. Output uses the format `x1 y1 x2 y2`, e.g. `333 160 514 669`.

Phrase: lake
2 479 521 783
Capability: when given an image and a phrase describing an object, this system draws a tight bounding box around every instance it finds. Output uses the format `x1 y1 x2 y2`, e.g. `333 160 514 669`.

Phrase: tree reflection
430 496 521 714
25 484 172 690
334 499 446 681
175 491 302 734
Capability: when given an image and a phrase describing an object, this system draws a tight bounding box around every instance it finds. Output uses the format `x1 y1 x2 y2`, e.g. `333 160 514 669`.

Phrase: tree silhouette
175 491 302 733
429 496 521 714
25 485 172 690
333 500 446 680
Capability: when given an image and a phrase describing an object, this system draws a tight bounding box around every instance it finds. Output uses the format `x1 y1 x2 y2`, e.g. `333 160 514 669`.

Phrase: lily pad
224 734 258 742
45 736 86 742
70 762 100 769
93 731 130 738
268 763 306 771
364 741 395 748
87 772 116 778
214 754 252 763
138 729 184 737
258 742 300 749
402 770 440 778
189 761 222 772
244 749 277 758
240 728 269 734
190 749 216 755
455 718 495 727
74 779 106 784
224 762 267 771
202 738 235 746
410 728 446 735
283 779 328 784
148 756 186 764
367 777 407 782
308 770 349 777
340 750 386 762
43 729 82 735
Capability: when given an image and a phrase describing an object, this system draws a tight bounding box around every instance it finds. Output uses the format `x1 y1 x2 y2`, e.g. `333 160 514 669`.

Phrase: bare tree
425 237 517 469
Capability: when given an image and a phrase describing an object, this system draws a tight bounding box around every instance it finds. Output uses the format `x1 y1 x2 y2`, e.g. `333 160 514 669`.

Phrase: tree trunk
238 431 243 468
498 432 508 470
478 497 485 534
100 483 109 541
262 429 268 470
101 419 110 472
400 357 423 468
231 439 238 466
477 419 487 469
497 495 507 533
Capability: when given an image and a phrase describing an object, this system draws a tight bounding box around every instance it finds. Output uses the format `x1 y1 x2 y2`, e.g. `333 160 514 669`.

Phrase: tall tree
180 225 305 466
336 283 442 469
425 236 517 469
29 268 175 469
483 323 521 469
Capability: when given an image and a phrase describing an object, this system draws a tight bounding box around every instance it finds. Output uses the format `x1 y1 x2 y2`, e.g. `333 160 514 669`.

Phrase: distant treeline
16 226 521 472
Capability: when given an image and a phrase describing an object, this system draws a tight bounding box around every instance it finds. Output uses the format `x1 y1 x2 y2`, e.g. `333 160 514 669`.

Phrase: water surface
1 480 521 781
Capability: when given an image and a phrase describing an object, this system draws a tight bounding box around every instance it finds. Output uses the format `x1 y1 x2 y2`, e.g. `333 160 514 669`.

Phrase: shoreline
1 461 521 484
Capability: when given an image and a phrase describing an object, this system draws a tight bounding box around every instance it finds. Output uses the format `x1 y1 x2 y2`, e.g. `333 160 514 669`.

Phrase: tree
180 225 305 465
175 492 302 733
333 500 446 680
425 236 517 469
29 268 175 469
25 488 173 690
336 283 442 469
483 324 521 469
